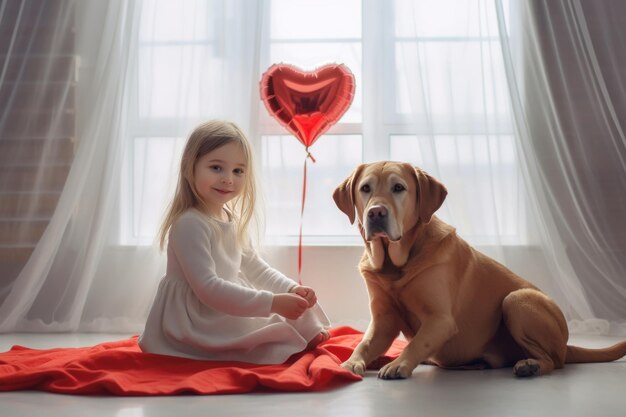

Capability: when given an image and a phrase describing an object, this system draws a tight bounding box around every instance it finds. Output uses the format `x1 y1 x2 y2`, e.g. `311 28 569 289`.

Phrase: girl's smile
193 142 247 219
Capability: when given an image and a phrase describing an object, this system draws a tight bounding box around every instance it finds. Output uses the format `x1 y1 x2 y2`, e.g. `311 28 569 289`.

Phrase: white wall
264 245 371 330
263 242 560 330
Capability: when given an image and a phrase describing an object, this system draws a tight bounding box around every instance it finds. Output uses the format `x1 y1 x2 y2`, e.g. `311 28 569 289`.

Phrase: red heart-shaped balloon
260 63 355 148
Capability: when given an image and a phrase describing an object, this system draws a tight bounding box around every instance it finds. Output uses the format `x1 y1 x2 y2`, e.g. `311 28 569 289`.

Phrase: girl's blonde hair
158 120 258 250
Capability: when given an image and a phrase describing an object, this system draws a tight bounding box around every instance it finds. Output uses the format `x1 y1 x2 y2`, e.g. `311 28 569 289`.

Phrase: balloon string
297 148 315 284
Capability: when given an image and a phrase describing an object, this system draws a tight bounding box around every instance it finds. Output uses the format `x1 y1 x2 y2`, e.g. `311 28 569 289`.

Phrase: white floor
1 333 626 417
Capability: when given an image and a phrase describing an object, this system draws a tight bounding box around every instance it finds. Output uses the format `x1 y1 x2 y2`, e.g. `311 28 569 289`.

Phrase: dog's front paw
378 359 415 380
341 359 367 376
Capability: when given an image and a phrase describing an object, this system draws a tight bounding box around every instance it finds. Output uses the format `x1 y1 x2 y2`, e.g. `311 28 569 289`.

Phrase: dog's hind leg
502 288 569 377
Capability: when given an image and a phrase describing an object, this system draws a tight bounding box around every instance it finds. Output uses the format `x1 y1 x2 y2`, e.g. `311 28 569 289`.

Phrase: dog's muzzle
365 205 389 240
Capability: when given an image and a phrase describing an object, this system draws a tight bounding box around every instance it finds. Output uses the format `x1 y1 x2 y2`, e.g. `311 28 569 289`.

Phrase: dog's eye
360 184 371 193
393 184 406 193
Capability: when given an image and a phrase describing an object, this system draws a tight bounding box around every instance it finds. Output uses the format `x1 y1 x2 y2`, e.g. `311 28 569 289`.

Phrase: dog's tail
565 341 626 364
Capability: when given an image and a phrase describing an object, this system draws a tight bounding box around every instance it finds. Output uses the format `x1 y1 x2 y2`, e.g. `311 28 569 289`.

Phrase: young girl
139 120 330 364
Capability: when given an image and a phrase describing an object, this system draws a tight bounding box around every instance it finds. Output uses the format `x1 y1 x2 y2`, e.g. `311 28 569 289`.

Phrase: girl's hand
289 285 318 308
271 293 309 320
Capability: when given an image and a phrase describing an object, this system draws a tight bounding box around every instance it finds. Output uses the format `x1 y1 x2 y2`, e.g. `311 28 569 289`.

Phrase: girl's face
193 142 247 219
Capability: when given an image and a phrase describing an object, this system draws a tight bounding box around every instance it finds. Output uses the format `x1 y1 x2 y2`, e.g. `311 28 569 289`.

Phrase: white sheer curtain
0 0 154 332
0 0 624 335
387 0 521 247
496 0 626 334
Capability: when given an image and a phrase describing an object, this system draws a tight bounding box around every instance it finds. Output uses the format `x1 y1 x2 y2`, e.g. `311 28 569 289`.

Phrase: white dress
139 209 330 364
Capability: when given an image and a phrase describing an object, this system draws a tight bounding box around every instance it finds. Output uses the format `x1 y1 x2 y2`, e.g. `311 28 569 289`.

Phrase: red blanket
0 326 405 395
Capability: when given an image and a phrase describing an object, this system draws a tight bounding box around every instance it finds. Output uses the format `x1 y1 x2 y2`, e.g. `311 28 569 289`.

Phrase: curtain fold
496 0 626 334
0 0 146 331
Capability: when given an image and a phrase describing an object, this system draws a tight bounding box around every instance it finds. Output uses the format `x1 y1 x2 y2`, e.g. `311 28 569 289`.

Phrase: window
261 0 521 245
123 0 522 246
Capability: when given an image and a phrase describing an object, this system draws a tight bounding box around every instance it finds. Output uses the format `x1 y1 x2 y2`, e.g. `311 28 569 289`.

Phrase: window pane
393 41 510 128
390 135 524 244
270 0 361 40
262 135 362 239
121 137 185 244
138 46 222 118
140 0 215 42
394 0 502 38
269 42 362 123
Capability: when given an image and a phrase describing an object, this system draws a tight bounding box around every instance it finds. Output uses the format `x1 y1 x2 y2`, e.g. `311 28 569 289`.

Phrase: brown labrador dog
333 161 626 379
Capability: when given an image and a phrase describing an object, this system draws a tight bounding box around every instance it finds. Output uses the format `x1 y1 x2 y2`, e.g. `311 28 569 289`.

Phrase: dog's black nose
367 205 388 219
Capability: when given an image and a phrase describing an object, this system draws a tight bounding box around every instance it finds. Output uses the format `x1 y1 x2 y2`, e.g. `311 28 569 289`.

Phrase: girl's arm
170 214 274 317
240 249 297 294
241 249 319 308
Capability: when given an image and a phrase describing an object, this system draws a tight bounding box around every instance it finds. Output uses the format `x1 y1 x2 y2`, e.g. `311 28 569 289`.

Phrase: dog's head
333 162 447 242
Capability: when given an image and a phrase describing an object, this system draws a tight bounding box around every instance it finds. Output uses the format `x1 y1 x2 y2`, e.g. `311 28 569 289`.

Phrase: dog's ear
414 167 447 224
333 164 366 224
